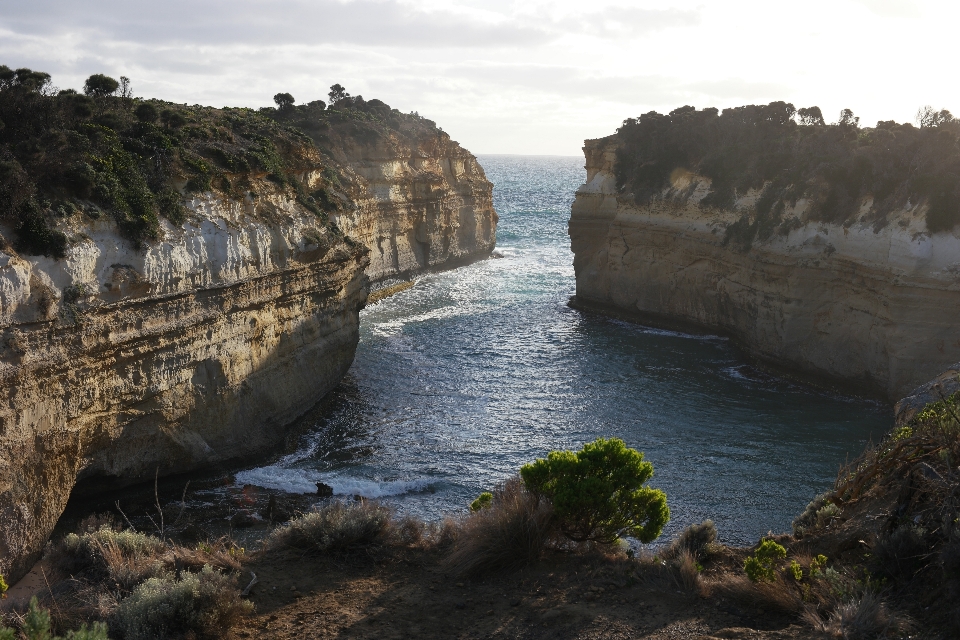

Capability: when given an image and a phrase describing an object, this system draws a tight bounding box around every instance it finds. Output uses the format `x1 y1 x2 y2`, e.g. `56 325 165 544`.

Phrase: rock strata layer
0 129 495 585
570 137 960 401
327 132 497 282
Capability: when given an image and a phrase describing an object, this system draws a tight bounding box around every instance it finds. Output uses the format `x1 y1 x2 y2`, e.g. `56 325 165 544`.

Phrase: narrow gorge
570 105 960 401
0 89 496 583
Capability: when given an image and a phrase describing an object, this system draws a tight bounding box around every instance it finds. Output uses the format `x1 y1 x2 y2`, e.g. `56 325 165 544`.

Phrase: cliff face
0 92 497 583
316 124 496 282
0 183 368 583
570 137 960 401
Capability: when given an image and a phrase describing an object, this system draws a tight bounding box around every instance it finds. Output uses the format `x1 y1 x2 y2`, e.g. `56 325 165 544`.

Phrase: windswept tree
797 106 825 126
917 105 954 128
273 92 295 111
328 83 350 106
838 108 859 128
83 73 119 98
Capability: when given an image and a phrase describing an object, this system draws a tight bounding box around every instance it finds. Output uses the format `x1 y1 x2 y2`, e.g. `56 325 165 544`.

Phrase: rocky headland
0 70 496 584
570 103 960 401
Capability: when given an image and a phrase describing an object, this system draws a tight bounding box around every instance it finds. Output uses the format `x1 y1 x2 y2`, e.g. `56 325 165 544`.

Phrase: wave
234 466 432 498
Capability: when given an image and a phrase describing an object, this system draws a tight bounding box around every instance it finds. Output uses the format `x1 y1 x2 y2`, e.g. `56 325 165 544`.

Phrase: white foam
235 466 431 498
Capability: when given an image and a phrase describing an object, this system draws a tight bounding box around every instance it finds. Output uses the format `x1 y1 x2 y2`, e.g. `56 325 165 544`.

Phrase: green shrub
470 492 493 512
744 538 787 582
0 597 109 640
520 437 669 543
113 566 251 640
83 74 119 98
267 501 394 553
0 573 7 598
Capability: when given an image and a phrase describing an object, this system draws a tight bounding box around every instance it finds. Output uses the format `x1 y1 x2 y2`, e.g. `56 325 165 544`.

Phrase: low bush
445 477 553 577
520 437 669 544
112 565 252 640
469 492 493 512
744 538 787 582
267 501 394 553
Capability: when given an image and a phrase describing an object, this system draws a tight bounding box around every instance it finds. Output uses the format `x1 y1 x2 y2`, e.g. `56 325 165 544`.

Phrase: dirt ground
237 548 818 640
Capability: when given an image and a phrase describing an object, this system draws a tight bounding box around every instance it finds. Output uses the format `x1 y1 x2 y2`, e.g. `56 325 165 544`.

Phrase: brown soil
236 548 817 640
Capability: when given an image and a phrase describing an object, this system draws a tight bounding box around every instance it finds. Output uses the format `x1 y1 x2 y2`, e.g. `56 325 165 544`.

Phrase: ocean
234 154 890 546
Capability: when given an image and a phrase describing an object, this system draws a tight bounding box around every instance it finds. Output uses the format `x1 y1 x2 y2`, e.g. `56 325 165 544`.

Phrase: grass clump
267 501 394 553
113 566 252 640
445 477 553 577
665 519 717 561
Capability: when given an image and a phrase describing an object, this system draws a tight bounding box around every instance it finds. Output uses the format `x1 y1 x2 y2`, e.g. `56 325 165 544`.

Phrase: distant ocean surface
236 154 891 546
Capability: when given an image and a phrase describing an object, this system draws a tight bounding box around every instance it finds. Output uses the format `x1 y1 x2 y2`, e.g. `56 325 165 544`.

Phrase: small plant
0 573 7 598
789 559 803 581
520 437 669 543
744 538 787 582
667 519 717 560
470 492 493 512
0 597 109 640
809 554 828 578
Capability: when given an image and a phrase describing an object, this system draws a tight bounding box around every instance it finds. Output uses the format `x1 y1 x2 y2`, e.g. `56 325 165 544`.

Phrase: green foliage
273 93 295 111
470 492 493 512
113 565 251 640
743 538 787 582
0 597 110 640
789 559 803 581
0 572 7 598
83 74 119 98
615 102 960 235
133 103 158 123
520 437 669 543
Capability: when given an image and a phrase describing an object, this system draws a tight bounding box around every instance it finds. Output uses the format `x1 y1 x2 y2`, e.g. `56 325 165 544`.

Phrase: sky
0 0 953 155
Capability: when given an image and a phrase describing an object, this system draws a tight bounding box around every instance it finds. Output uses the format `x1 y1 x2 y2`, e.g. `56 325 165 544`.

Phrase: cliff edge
0 71 496 583
570 104 960 400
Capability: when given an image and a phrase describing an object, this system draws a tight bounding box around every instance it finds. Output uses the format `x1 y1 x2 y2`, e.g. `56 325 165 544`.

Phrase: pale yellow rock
569 137 960 401
0 132 497 584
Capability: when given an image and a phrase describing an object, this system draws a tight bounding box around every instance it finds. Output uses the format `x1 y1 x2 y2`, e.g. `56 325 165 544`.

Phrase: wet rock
316 482 334 497
230 512 261 528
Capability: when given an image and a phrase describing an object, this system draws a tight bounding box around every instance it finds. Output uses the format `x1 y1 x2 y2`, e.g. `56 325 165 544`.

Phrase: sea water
236 155 890 546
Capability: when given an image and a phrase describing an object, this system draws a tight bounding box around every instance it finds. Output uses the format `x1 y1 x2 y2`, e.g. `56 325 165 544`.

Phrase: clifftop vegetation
0 65 448 257
613 102 960 240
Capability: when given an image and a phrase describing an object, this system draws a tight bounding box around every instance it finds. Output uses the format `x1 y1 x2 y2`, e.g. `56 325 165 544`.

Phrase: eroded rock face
570 137 960 401
0 191 369 583
330 133 497 282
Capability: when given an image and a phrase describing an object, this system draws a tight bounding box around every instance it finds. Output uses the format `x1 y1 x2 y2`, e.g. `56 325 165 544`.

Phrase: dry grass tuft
803 591 910 639
712 574 804 615
664 520 717 561
266 500 395 553
444 477 554 577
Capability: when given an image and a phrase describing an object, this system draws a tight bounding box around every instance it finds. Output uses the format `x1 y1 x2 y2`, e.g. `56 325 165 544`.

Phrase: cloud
0 0 698 49
851 0 921 17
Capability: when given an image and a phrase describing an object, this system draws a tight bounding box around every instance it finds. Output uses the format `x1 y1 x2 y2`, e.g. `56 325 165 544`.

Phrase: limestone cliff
323 125 497 282
570 136 960 401
0 83 496 583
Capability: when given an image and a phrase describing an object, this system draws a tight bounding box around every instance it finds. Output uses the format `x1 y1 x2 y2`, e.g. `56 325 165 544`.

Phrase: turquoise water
237 155 891 546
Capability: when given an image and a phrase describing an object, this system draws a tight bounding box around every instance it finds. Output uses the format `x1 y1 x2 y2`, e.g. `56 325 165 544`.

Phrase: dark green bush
83 74 119 98
614 102 960 234
520 437 669 543
134 103 158 123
